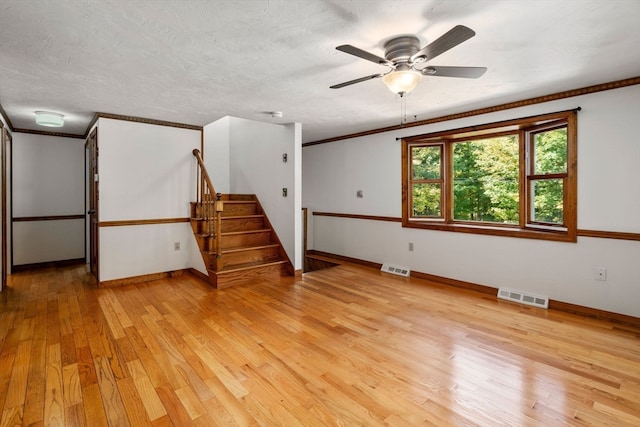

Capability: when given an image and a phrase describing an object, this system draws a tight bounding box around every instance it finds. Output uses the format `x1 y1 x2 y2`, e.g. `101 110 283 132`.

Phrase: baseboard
306 250 382 270
12 258 86 272
410 270 498 295
306 250 640 329
100 265 297 289
548 300 640 330
99 269 187 288
188 268 210 283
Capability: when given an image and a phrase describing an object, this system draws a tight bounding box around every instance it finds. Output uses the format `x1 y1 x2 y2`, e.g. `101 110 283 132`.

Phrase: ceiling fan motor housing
384 36 421 64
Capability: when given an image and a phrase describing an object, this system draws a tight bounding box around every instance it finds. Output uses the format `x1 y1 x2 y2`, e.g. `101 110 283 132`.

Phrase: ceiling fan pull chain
400 92 407 125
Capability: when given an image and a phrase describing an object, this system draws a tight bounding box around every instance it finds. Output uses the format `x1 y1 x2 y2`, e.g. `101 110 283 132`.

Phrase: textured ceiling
1 0 639 142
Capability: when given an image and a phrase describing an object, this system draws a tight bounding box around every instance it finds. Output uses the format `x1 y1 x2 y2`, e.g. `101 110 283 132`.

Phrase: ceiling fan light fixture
35 111 64 127
382 70 422 95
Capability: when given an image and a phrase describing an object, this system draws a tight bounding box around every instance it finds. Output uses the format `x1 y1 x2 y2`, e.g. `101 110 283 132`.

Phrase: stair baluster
192 149 222 267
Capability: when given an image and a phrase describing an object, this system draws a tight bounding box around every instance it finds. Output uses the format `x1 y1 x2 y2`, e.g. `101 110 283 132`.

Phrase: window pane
534 128 567 174
452 136 519 223
412 183 441 217
412 146 441 180
531 179 564 224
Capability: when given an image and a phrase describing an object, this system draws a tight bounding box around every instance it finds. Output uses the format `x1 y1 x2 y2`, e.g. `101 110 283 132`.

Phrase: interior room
0 1 638 425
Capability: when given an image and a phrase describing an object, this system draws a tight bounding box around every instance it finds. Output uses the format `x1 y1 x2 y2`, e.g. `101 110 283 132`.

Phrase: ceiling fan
330 25 487 95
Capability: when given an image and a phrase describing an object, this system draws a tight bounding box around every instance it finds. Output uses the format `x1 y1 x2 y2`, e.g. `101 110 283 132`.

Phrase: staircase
190 150 293 289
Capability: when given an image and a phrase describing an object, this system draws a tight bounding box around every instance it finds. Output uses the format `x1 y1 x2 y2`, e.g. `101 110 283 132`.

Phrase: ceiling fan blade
411 25 476 63
336 45 393 66
330 73 385 89
421 66 487 78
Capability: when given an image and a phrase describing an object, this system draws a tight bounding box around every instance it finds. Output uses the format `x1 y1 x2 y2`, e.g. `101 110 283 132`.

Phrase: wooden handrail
192 149 216 197
192 149 223 270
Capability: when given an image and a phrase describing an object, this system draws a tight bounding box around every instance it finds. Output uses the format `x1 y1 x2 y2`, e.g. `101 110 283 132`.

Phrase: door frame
1 126 7 290
86 128 99 284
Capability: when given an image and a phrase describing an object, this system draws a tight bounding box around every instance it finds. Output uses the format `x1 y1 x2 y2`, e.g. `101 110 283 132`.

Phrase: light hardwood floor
0 263 639 426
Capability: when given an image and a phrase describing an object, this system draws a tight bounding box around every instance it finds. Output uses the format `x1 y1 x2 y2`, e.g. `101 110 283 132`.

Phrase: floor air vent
381 264 410 277
498 288 549 309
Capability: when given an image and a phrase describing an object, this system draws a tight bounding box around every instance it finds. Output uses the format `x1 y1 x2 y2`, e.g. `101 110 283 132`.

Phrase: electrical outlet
408 242 414 252
174 242 180 251
594 266 607 281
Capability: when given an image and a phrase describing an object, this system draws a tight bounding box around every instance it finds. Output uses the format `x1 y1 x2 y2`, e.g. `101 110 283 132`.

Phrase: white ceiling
1 0 639 143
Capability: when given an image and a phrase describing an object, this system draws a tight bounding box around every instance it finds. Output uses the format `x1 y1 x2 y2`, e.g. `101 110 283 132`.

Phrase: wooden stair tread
221 214 264 219
200 243 279 256
222 200 257 204
221 229 270 236
222 244 279 254
212 259 288 274
221 194 255 201
192 229 270 239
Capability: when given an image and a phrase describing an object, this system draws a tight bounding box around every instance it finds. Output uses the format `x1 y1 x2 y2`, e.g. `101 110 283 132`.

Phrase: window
411 144 443 217
402 110 577 242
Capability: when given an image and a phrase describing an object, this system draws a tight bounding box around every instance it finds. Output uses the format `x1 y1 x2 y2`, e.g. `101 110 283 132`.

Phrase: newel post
215 193 224 271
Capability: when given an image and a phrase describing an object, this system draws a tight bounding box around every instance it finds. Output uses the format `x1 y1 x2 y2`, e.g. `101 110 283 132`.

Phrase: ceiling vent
497 288 549 309
381 263 410 277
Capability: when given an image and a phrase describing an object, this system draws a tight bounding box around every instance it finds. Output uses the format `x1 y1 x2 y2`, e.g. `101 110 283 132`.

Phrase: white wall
99 222 201 280
303 86 640 317
97 118 205 281
12 133 85 265
203 116 230 194
205 116 303 271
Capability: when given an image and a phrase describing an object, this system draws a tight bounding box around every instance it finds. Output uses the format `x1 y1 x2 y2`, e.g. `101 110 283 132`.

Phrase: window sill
402 220 577 242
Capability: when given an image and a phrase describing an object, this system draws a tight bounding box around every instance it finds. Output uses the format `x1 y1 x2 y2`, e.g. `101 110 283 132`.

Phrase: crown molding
304 76 640 147
12 128 85 139
90 112 202 135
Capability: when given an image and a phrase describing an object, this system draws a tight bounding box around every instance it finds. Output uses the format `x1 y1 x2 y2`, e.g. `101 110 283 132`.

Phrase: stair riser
222 194 254 201
221 217 265 232
221 231 272 249
191 206 258 223
192 217 267 235
221 203 257 217
209 263 289 289
221 247 281 269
